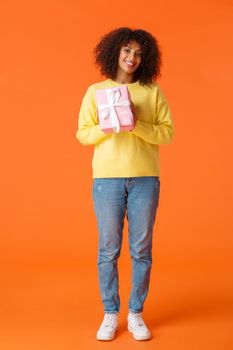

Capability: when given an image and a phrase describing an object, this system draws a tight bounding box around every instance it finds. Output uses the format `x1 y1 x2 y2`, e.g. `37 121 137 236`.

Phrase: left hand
130 101 137 129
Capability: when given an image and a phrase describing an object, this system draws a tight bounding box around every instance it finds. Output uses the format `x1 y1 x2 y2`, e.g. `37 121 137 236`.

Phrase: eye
137 52 142 57
124 48 131 53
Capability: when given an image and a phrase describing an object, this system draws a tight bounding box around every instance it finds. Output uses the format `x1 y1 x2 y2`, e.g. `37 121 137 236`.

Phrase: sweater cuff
130 120 150 136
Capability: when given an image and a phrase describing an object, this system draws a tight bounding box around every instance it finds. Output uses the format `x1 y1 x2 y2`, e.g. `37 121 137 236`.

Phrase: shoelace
129 313 146 328
103 313 117 328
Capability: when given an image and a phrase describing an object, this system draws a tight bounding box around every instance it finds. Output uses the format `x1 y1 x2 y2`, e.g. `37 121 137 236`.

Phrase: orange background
1 0 233 349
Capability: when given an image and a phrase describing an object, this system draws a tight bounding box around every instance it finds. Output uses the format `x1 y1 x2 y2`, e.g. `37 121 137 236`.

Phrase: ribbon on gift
97 88 130 133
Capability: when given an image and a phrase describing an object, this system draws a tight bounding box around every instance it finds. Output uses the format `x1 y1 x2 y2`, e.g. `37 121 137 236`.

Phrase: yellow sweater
76 79 175 178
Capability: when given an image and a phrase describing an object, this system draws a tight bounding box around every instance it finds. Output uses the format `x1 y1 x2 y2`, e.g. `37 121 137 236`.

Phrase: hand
130 101 137 130
102 128 112 134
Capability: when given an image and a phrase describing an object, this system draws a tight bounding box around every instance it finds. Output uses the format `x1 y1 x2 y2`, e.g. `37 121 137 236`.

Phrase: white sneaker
96 313 118 341
127 312 151 340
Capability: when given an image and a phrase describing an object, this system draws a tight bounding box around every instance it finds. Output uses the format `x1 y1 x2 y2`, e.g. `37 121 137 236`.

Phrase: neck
114 70 135 84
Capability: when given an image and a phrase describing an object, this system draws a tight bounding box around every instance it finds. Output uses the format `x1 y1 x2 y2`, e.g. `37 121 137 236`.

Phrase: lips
125 60 135 68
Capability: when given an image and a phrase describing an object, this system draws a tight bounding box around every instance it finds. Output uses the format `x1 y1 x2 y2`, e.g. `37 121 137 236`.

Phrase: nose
128 52 139 61
128 53 136 62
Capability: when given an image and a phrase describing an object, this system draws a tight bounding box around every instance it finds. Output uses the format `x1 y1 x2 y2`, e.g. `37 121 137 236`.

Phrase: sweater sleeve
76 86 110 146
130 87 175 145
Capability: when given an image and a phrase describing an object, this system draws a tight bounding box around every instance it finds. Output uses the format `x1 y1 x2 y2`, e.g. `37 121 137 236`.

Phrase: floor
0 257 232 350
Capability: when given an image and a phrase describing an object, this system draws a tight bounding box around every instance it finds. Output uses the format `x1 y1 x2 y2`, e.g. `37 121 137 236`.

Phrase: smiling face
117 41 142 79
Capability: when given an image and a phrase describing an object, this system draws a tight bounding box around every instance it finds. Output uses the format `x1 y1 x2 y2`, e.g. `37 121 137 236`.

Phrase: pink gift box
96 85 134 133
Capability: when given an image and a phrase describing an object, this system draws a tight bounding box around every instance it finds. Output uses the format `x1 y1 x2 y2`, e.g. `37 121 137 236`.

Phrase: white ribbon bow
97 88 130 133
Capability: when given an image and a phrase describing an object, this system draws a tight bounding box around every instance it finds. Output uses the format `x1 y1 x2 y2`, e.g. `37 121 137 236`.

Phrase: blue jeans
92 176 160 314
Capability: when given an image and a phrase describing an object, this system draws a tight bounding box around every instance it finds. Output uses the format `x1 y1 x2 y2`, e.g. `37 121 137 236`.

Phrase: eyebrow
125 45 142 52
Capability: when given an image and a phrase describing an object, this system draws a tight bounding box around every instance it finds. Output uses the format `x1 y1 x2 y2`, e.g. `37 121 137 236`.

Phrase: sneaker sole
96 336 115 341
128 325 151 341
96 329 117 341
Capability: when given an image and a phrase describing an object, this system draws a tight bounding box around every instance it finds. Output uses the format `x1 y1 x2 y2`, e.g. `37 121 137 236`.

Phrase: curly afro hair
93 27 162 86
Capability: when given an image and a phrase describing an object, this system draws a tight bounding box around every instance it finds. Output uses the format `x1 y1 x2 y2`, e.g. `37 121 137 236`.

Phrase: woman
76 27 175 341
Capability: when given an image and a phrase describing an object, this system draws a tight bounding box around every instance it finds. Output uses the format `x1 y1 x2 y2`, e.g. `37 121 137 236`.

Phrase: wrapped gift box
96 85 134 133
